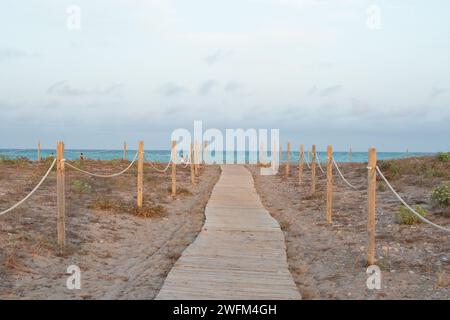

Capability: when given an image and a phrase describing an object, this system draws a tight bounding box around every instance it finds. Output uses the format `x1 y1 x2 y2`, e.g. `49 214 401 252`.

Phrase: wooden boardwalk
156 165 301 300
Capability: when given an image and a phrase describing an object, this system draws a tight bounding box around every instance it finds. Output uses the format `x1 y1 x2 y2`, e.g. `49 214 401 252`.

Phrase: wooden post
56 141 65 254
349 146 352 162
204 141 208 165
326 145 333 224
199 141 203 167
311 145 316 195
190 143 196 185
299 145 303 184
123 142 127 161
137 141 144 208
171 140 177 196
279 146 282 163
37 141 41 162
367 148 377 265
286 142 290 176
194 141 199 176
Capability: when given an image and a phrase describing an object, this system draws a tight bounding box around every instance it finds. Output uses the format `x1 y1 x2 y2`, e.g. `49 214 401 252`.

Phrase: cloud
199 79 220 95
306 85 317 96
46 81 124 96
349 98 372 116
204 50 231 65
0 48 39 61
306 85 342 97
429 86 446 99
319 85 342 97
158 82 186 97
224 81 242 94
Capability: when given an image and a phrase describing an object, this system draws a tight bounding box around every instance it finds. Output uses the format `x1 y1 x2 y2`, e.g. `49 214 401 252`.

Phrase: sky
0 0 449 152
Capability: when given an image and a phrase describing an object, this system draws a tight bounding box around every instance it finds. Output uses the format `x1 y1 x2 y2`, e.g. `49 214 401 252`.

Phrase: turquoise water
0 149 434 163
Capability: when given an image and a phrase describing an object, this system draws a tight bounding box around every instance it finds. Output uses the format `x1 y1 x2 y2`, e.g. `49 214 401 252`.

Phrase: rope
147 160 172 173
376 166 450 233
332 158 359 190
145 150 174 173
65 152 138 178
301 153 311 169
315 152 326 173
0 159 57 217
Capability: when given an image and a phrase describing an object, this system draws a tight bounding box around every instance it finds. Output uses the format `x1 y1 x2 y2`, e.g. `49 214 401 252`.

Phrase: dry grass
167 186 192 196
89 198 167 218
378 156 450 181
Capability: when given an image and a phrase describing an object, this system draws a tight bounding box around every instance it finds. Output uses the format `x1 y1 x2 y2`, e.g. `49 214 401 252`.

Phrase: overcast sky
0 0 449 151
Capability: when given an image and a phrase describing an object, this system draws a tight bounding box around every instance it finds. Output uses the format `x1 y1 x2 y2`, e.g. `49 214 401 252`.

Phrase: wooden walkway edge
156 165 301 300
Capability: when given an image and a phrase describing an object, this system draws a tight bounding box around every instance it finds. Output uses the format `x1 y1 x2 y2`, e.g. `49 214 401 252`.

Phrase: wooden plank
171 140 176 196
137 141 144 208
156 165 301 300
326 145 333 224
56 141 65 254
311 145 316 195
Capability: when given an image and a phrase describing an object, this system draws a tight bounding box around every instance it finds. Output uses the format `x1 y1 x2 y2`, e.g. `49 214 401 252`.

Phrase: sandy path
249 162 449 299
0 161 220 299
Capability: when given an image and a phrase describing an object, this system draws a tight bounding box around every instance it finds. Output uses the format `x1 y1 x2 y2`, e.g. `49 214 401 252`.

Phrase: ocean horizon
0 149 435 163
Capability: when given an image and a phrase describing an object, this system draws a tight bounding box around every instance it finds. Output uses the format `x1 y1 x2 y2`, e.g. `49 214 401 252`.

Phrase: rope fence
65 151 139 178
376 166 449 233
280 142 449 265
0 158 56 216
2 140 448 264
315 152 326 174
0 140 207 253
332 158 359 190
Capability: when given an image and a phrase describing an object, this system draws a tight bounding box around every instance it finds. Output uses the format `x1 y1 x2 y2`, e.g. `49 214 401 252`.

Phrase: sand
0 159 220 299
1 155 449 300
248 157 449 299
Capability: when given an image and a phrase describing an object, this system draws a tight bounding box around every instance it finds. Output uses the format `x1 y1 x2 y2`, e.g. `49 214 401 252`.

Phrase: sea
0 149 434 164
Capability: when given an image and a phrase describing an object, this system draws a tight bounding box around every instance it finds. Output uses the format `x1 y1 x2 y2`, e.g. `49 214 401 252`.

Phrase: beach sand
248 156 449 299
0 159 220 299
0 156 449 300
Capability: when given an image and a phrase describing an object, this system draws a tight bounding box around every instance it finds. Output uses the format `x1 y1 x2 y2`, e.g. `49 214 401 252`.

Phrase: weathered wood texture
156 165 301 300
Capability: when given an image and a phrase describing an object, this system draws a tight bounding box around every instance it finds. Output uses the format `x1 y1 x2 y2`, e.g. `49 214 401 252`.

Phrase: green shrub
72 180 92 194
377 181 386 192
436 152 450 162
395 205 427 225
424 167 437 178
379 161 401 179
431 181 450 207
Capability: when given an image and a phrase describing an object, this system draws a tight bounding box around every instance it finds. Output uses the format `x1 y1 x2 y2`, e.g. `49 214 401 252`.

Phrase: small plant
133 204 166 218
395 204 427 225
72 180 92 194
377 181 386 192
72 159 84 169
431 181 450 207
167 186 192 196
436 152 450 162
424 167 436 178
379 161 401 179
89 199 167 218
